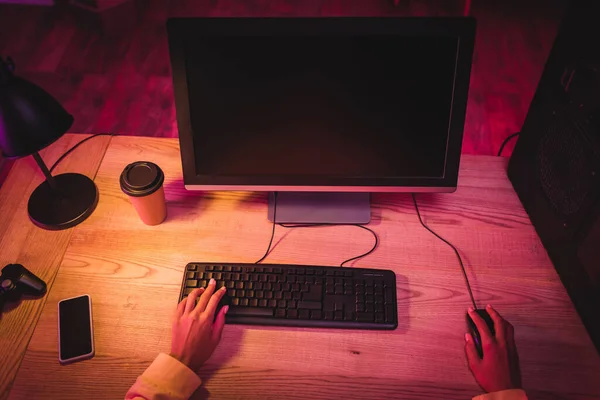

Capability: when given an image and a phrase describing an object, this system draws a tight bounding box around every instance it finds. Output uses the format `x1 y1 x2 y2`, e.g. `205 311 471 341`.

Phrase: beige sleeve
125 353 202 400
473 389 528 400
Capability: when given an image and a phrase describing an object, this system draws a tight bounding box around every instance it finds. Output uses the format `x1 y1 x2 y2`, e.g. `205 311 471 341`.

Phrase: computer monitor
167 17 476 223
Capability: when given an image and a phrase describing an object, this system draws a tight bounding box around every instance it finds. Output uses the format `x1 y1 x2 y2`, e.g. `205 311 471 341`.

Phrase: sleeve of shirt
472 389 528 400
125 353 202 400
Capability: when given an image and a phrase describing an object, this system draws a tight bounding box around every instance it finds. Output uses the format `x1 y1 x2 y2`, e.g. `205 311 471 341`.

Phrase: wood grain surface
6 136 599 399
0 134 112 400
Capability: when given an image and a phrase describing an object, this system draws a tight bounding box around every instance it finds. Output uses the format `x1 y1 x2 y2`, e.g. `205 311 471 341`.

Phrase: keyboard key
306 269 314 275
292 292 301 300
264 283 272 291
334 270 344 277
274 268 282 274
385 288 395 299
334 311 344 320
183 288 195 296
311 310 323 319
273 283 281 291
233 266 242 272
297 301 322 310
227 289 236 297
375 313 385 323
268 274 277 282
344 271 353 277
365 303 374 313
259 299 268 307
255 267 264 273
249 299 258 307
374 295 384 304
357 312 374 322
241 274 250 281
223 266 232 272
291 283 300 292
385 305 396 322
256 291 264 299
205 272 213 279
232 298 240 306
187 264 197 271
326 284 335 294
275 309 286 318
268 299 277 308
298 310 310 319
255 282 263 290
365 287 374 295
296 269 305 275
278 300 287 308
265 292 273 299
236 289 245 297
345 310 355 321
214 265 223 272
326 270 335 276
223 272 231 280
246 282 254 290
226 281 235 289
283 292 292 300
206 266 214 271
239 298 249 306
274 292 283 300
199 279 208 287
228 307 273 317
356 303 365 312
186 279 198 288
246 266 255 273
186 272 196 279
235 282 244 289
282 283 291 291
232 273 240 281
287 309 298 318
264 267 273 273
288 300 297 309
246 290 255 298
216 281 226 289
324 311 334 320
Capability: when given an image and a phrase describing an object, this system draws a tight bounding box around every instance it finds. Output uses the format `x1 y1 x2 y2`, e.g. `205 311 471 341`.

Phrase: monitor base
267 192 370 224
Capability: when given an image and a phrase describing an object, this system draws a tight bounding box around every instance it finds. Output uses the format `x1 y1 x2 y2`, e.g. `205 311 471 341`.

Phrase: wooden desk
2 135 599 399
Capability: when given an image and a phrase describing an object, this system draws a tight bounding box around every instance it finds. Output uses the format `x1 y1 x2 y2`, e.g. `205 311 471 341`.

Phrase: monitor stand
267 192 371 224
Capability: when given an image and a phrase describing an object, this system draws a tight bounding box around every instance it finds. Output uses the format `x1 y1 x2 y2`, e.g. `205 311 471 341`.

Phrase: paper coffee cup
120 161 167 225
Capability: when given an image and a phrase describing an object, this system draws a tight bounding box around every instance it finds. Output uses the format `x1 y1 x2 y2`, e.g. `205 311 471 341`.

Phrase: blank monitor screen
168 18 476 190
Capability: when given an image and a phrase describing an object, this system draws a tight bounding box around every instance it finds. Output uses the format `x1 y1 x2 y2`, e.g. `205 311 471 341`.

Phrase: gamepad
0 264 47 309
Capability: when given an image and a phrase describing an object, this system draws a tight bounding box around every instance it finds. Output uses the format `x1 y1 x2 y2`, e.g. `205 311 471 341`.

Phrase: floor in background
0 0 567 157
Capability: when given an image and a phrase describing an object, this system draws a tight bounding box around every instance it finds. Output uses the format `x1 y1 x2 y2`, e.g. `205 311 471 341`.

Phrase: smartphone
58 294 95 364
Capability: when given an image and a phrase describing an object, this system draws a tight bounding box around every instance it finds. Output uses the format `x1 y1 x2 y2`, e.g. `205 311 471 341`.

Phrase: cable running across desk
411 193 478 309
255 193 379 266
49 133 115 173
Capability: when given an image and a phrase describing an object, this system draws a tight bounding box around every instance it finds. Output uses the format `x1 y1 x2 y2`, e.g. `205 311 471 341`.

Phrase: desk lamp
0 56 98 230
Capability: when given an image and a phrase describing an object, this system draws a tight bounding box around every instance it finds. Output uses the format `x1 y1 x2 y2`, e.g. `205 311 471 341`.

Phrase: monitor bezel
167 17 476 192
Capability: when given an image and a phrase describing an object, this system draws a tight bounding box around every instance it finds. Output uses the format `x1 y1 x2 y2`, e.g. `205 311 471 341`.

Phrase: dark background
0 0 567 159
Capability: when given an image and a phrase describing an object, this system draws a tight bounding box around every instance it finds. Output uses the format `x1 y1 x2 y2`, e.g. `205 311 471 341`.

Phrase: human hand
170 279 229 372
465 305 522 393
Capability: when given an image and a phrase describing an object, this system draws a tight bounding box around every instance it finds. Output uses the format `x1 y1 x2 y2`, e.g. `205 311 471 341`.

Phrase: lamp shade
0 57 73 158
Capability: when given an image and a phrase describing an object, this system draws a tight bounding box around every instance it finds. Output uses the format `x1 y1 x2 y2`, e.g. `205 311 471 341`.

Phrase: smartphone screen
58 295 94 363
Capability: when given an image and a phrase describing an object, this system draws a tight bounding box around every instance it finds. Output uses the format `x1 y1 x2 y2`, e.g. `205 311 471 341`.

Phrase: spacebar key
227 307 274 317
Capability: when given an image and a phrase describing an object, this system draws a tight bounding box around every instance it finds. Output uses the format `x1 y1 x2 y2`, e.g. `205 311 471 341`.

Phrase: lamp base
28 173 98 230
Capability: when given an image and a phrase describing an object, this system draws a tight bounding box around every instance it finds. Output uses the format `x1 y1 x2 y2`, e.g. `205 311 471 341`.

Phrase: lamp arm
31 152 57 191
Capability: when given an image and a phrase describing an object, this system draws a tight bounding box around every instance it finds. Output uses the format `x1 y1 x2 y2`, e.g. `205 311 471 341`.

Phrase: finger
194 278 216 315
468 307 493 346
464 333 481 371
204 286 227 320
212 305 229 343
176 296 188 317
486 304 506 341
185 288 205 314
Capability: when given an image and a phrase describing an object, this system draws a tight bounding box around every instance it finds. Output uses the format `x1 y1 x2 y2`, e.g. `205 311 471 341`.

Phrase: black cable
411 193 478 310
255 192 278 264
497 132 520 157
278 223 379 267
49 133 115 173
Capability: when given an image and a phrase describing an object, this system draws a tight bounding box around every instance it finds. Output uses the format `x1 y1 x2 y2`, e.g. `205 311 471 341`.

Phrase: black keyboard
179 263 398 329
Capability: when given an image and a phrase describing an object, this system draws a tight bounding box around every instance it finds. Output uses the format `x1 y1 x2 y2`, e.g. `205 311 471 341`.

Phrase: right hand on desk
465 305 522 393
170 279 229 372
